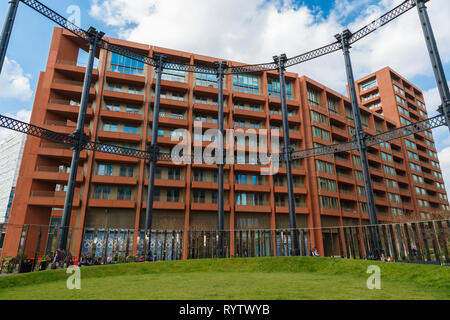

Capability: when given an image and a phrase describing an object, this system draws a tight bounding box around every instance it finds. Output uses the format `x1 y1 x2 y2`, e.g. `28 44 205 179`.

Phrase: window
126 106 140 114
120 165 133 177
310 110 328 125
319 196 339 210
167 189 180 202
94 185 110 199
355 170 363 181
98 164 113 176
395 95 406 106
117 187 132 200
312 126 330 141
360 78 377 91
106 103 120 112
409 162 421 172
193 170 206 182
111 53 144 75
315 160 334 174
327 97 339 114
267 78 293 100
104 123 118 132
353 155 361 166
193 191 206 203
307 87 321 107
233 74 259 95
381 152 393 163
168 168 181 180
128 86 141 95
383 165 395 176
195 73 217 88
124 126 138 134
318 178 336 192
109 83 123 92
162 66 186 83
386 179 398 189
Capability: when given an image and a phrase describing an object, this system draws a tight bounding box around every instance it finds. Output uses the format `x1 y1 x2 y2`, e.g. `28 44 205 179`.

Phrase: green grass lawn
0 257 448 300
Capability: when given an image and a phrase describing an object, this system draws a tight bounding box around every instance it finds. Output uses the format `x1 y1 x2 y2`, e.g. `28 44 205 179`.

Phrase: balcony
275 205 308 214
194 85 230 97
233 107 266 120
104 89 144 105
51 79 96 98
101 110 143 124
234 184 270 193
89 194 136 209
97 130 141 144
193 103 230 115
106 70 145 86
47 99 93 120
29 191 80 207
191 203 231 212
191 181 231 190
142 201 185 211
154 78 189 92
55 60 99 80
91 175 138 186
234 204 271 213
154 96 189 110
149 112 188 128
44 120 90 136
269 112 301 125
34 166 83 184
232 91 265 104
38 143 87 161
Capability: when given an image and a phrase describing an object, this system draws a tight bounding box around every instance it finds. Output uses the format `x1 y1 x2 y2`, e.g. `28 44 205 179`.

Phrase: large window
111 53 144 75
117 187 132 200
162 65 186 83
267 78 293 100
319 196 339 210
233 74 259 95
195 73 217 88
359 77 377 92
98 164 113 176
307 87 321 107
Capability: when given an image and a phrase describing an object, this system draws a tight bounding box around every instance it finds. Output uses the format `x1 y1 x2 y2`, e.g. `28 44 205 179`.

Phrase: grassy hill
0 256 448 300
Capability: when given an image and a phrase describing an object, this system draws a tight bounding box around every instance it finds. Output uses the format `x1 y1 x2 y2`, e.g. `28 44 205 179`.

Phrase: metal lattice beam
348 0 416 45
1 113 447 164
19 0 421 76
365 114 446 147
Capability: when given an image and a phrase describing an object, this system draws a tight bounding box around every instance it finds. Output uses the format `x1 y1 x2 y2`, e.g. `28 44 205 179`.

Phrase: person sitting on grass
312 248 320 257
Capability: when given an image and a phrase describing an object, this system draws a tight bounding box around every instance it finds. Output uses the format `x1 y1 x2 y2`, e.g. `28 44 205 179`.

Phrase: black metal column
274 54 300 256
214 61 227 258
57 27 103 251
144 53 165 261
415 0 450 130
0 0 19 74
336 30 380 259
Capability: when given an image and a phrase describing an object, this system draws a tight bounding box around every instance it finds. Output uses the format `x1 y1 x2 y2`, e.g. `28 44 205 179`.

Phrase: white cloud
89 0 450 94
0 109 31 142
0 57 33 101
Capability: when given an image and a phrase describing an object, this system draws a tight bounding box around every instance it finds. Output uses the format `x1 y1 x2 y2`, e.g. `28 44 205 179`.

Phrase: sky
0 0 450 193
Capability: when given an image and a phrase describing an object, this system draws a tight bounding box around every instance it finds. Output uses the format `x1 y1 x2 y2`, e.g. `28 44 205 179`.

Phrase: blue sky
1 0 450 191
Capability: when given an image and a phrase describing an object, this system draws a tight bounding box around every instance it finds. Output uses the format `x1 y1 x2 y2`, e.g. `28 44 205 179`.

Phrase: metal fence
0 219 449 274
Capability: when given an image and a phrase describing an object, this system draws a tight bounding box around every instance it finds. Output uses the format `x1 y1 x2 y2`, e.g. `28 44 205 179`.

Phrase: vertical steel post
335 30 380 259
144 53 165 261
415 0 450 130
0 0 19 74
214 61 227 258
57 27 103 251
274 54 300 256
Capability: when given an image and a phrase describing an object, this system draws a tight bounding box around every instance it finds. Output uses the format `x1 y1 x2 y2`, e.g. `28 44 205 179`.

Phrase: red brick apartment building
2 27 449 258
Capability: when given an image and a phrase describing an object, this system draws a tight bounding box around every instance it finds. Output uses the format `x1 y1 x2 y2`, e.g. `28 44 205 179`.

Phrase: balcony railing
31 191 65 198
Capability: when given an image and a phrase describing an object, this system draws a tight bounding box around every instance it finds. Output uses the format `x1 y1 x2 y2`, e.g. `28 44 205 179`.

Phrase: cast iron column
336 30 380 259
214 61 227 258
415 0 450 130
144 53 165 261
0 0 19 74
57 27 104 251
274 54 300 256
